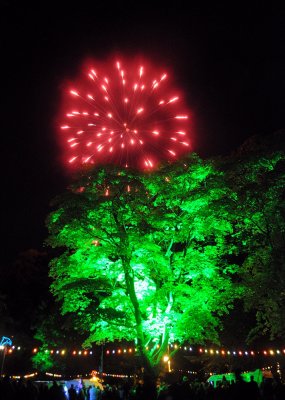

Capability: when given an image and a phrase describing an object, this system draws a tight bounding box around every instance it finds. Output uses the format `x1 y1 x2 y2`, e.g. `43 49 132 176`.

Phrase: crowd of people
1 374 285 400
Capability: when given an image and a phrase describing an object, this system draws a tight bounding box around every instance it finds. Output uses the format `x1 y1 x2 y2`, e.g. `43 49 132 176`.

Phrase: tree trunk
122 256 158 382
113 209 158 383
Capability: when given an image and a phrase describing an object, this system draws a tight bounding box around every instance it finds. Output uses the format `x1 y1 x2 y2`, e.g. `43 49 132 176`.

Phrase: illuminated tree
48 155 241 377
32 346 54 372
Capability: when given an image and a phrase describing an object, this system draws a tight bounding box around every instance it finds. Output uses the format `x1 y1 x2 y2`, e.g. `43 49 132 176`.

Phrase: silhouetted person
68 384 77 400
262 378 274 400
87 385 92 400
274 377 285 400
0 376 15 400
140 381 157 400
230 370 248 400
26 380 39 400
38 383 49 400
247 375 259 400
49 380 64 400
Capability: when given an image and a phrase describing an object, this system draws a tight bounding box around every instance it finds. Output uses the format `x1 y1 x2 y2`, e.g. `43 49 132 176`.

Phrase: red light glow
60 59 191 169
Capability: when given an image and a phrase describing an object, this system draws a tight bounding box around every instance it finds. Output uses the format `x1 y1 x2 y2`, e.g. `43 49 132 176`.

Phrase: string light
104 345 285 357
4 344 285 358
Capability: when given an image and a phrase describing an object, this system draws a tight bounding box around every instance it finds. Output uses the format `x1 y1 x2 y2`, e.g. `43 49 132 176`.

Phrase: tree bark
122 256 156 379
113 208 158 381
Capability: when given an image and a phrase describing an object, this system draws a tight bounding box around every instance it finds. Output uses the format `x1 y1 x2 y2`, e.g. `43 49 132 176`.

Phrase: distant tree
223 133 285 340
0 249 50 341
32 302 88 371
47 155 242 378
32 345 54 372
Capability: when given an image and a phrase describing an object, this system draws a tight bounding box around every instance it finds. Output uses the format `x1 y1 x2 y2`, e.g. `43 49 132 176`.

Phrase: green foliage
222 135 285 340
47 155 242 370
32 345 54 372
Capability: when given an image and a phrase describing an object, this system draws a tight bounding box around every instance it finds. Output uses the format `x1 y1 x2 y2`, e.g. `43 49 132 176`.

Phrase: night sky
1 3 284 262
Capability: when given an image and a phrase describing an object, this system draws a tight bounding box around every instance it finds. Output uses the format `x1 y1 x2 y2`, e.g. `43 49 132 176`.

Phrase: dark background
0 2 284 374
1 3 284 264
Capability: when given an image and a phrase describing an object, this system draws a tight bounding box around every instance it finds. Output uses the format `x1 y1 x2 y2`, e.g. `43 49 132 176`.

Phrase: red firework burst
60 59 191 169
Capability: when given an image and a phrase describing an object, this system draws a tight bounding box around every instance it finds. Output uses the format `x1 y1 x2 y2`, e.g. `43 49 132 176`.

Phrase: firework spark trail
61 59 191 169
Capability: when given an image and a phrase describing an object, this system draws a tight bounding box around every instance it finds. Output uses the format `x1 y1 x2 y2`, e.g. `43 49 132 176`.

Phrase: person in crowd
1 374 285 400
247 375 260 400
68 383 77 400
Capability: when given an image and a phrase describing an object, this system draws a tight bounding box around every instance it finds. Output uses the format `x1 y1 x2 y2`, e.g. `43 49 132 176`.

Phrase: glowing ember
61 59 191 169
